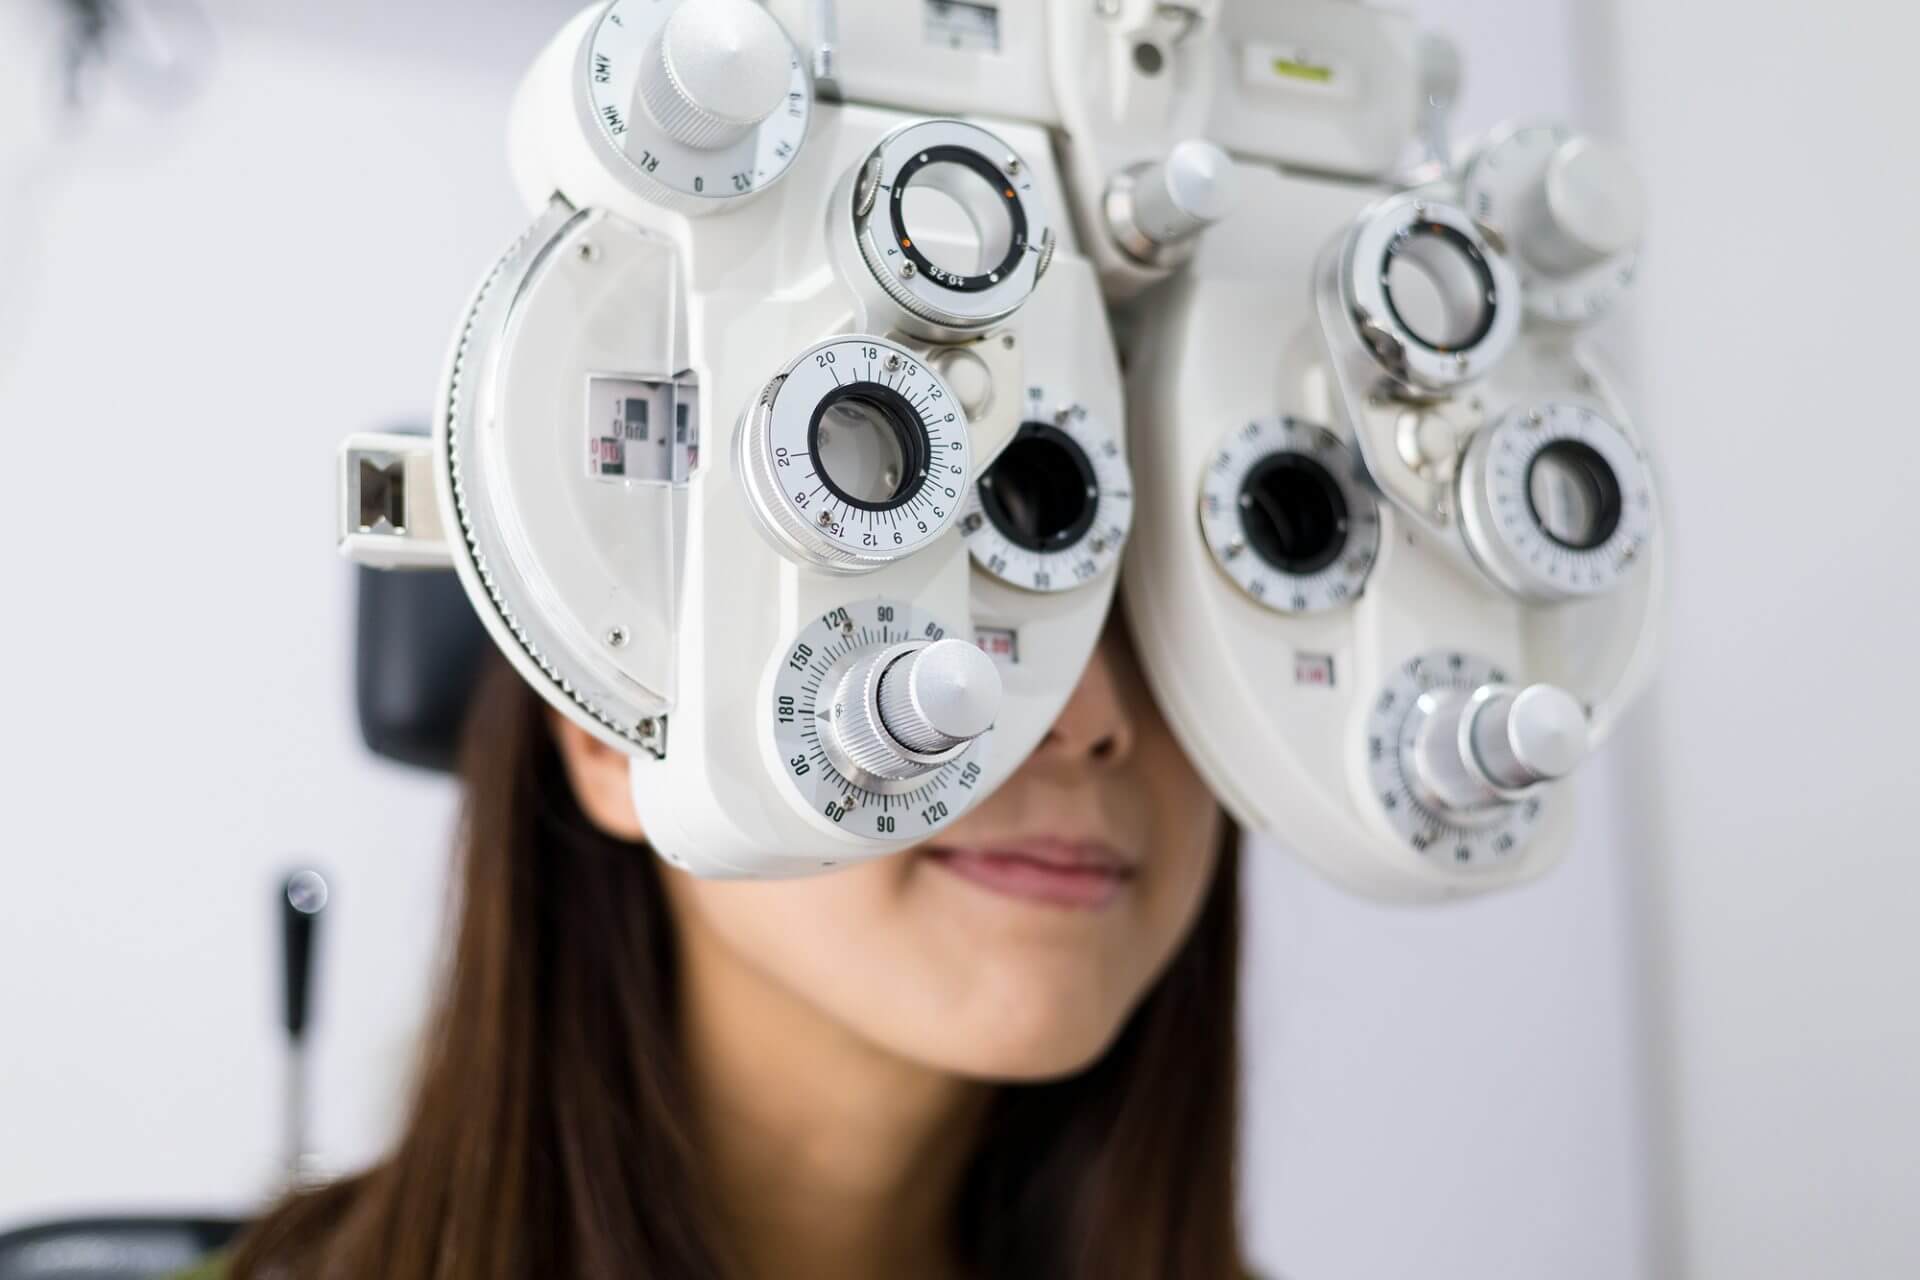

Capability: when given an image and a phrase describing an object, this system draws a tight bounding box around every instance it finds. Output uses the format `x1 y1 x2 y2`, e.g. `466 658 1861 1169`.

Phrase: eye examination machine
336 0 1661 901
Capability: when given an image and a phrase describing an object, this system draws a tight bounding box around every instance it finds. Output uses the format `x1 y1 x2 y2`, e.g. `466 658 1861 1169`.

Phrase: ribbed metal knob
828 640 1001 782
637 0 793 151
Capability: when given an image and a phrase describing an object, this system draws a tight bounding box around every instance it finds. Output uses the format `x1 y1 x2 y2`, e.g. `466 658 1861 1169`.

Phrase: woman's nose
1034 635 1136 767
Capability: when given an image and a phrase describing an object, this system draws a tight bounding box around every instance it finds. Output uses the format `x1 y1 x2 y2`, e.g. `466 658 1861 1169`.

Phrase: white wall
1583 3 1920 1277
0 5 1647 1279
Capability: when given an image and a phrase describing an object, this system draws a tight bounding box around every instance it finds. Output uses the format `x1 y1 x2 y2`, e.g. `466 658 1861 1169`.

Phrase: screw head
901 260 918 278
818 511 834 527
606 626 629 648
885 352 903 371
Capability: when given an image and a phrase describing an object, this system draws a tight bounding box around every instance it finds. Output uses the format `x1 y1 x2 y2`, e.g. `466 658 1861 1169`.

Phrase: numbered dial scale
579 0 812 209
850 118 1056 333
771 599 995 842
1199 417 1380 614
960 390 1132 592
1458 402 1655 602
1364 651 1551 866
737 336 972 571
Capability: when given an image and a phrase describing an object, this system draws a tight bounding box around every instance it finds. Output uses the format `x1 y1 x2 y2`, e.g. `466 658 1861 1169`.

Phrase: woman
220 615 1244 1279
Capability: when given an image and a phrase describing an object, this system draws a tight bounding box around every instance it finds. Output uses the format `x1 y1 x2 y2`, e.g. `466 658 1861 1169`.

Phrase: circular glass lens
979 424 1098 553
809 384 929 511
1381 223 1497 352
1526 439 1623 550
1239 453 1350 575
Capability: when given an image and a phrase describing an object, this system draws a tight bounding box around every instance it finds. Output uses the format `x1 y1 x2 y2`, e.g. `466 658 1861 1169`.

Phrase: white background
4 3 1913 1279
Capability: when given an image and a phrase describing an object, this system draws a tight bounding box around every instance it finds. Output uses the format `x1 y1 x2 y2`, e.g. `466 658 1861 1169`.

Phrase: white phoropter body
1116 5 1664 901
343 0 1131 878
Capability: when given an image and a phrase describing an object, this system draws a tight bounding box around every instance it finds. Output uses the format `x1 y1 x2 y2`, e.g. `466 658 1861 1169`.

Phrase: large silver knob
637 0 793 150
1105 139 1237 267
827 640 1002 784
1407 681 1589 823
1516 136 1645 276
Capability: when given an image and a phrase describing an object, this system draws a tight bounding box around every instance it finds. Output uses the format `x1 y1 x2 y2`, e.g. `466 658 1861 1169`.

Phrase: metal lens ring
960 391 1132 593
1198 417 1380 614
1344 194 1521 392
851 118 1055 333
1458 402 1655 602
737 336 971 572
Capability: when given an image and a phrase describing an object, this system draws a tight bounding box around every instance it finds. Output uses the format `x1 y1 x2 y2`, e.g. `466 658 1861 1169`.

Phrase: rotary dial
772 599 998 842
1199 417 1380 614
1457 402 1656 602
1364 650 1586 866
960 388 1132 593
581 0 812 212
737 336 971 572
1464 122 1644 323
844 118 1057 336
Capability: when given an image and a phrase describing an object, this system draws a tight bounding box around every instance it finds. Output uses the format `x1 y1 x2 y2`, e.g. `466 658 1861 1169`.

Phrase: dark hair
232 655 1245 1278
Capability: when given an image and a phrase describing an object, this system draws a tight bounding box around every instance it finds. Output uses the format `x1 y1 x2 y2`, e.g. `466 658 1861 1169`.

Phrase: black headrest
0 1216 243 1280
355 564 492 773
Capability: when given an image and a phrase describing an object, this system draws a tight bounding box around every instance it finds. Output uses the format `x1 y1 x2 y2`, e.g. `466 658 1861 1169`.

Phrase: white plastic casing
483 5 1115 877
1120 160 1665 902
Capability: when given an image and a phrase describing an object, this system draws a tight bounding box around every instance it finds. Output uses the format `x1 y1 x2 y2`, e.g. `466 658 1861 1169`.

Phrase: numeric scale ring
736 336 972 573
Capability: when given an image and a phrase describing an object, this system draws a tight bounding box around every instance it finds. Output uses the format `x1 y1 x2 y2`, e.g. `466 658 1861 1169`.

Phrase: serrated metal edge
442 201 653 750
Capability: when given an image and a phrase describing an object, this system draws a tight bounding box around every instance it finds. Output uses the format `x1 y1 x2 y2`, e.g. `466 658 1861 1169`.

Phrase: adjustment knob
827 640 1002 783
637 0 793 150
1407 681 1589 822
1517 136 1645 276
1106 139 1238 267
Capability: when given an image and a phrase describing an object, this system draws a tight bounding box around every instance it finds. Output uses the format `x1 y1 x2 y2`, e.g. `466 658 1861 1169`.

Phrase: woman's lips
922 839 1135 910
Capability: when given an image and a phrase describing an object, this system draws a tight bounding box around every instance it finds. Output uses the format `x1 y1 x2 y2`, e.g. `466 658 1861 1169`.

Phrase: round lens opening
809 383 929 511
888 145 1029 292
1381 223 1497 353
979 424 1098 553
1239 453 1350 576
1525 439 1622 550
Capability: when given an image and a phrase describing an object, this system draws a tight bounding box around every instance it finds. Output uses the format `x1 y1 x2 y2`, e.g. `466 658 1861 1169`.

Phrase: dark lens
1239 453 1349 575
978 425 1098 553
1526 439 1622 550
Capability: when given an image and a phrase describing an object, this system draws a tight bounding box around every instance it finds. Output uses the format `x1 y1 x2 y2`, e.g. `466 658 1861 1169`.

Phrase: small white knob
637 0 793 151
878 639 1001 753
1520 136 1645 275
1470 684 1589 789
1107 139 1237 264
1407 681 1589 821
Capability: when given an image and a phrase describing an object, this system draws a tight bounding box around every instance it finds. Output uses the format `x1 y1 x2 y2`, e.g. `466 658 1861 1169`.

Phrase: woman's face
555 616 1224 1080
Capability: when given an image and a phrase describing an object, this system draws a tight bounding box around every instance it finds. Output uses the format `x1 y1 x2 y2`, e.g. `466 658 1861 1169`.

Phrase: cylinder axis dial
1199 417 1380 614
960 389 1132 593
737 337 972 572
1464 122 1644 323
844 118 1056 336
772 599 997 843
1364 650 1586 866
1457 402 1656 602
579 0 812 212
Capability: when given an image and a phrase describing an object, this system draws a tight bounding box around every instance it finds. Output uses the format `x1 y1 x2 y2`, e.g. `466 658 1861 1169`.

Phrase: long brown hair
233 656 1244 1278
